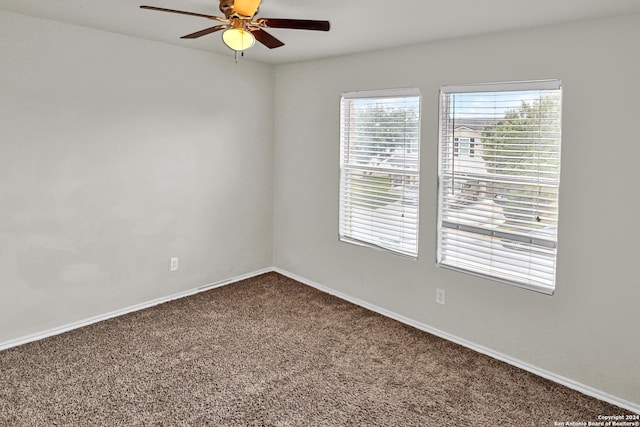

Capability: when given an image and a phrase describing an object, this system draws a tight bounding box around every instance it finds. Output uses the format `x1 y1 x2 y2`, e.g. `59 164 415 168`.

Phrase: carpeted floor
0 272 632 426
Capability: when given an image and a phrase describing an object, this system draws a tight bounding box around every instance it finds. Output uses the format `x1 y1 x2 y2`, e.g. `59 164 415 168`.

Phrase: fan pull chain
234 50 245 63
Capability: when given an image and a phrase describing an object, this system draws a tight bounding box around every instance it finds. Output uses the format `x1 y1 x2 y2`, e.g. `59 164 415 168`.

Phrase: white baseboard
272 267 640 415
0 267 272 353
2 265 638 414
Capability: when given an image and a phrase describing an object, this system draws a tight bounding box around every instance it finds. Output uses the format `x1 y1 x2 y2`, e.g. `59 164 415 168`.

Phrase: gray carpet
0 272 631 426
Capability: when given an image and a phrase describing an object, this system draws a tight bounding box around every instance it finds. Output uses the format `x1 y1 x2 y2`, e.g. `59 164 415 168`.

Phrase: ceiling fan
140 0 330 54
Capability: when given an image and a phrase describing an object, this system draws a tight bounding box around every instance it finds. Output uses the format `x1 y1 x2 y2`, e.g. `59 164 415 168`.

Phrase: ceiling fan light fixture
222 28 255 51
142 2 331 55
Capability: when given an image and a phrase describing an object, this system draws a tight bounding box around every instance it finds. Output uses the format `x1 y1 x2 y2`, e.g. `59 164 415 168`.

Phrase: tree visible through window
339 88 421 257
437 80 562 294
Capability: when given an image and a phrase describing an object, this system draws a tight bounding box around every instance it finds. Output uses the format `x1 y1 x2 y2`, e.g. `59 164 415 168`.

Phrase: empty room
1 0 639 425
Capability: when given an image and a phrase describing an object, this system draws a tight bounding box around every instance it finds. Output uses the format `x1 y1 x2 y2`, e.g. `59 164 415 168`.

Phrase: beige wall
273 14 640 405
0 11 274 342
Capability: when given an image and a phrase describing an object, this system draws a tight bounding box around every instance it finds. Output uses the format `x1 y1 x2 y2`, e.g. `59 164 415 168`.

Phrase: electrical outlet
436 288 445 305
170 257 179 272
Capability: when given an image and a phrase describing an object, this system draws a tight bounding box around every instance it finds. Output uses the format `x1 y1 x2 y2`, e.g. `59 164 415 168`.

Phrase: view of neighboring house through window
339 88 421 258
437 80 562 294
455 136 473 156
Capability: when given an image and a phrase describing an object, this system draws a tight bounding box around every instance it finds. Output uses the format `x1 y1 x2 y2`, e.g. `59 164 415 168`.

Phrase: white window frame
437 80 562 294
339 88 421 258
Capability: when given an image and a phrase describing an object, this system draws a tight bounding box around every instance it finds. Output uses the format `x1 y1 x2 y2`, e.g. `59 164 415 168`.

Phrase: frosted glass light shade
223 28 255 51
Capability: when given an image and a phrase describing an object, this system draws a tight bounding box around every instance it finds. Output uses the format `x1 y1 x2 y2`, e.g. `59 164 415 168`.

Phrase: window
339 88 421 258
455 137 472 156
437 80 562 294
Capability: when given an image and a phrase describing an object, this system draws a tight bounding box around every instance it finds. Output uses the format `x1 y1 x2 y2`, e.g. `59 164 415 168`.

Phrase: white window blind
437 80 562 294
339 88 421 258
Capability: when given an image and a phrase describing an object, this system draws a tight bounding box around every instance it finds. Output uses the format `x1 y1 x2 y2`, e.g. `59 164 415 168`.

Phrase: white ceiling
1 0 639 64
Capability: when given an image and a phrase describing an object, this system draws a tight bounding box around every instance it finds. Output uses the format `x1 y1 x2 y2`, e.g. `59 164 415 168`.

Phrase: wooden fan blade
140 5 221 21
259 18 330 31
250 28 285 49
181 25 228 39
234 0 262 17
